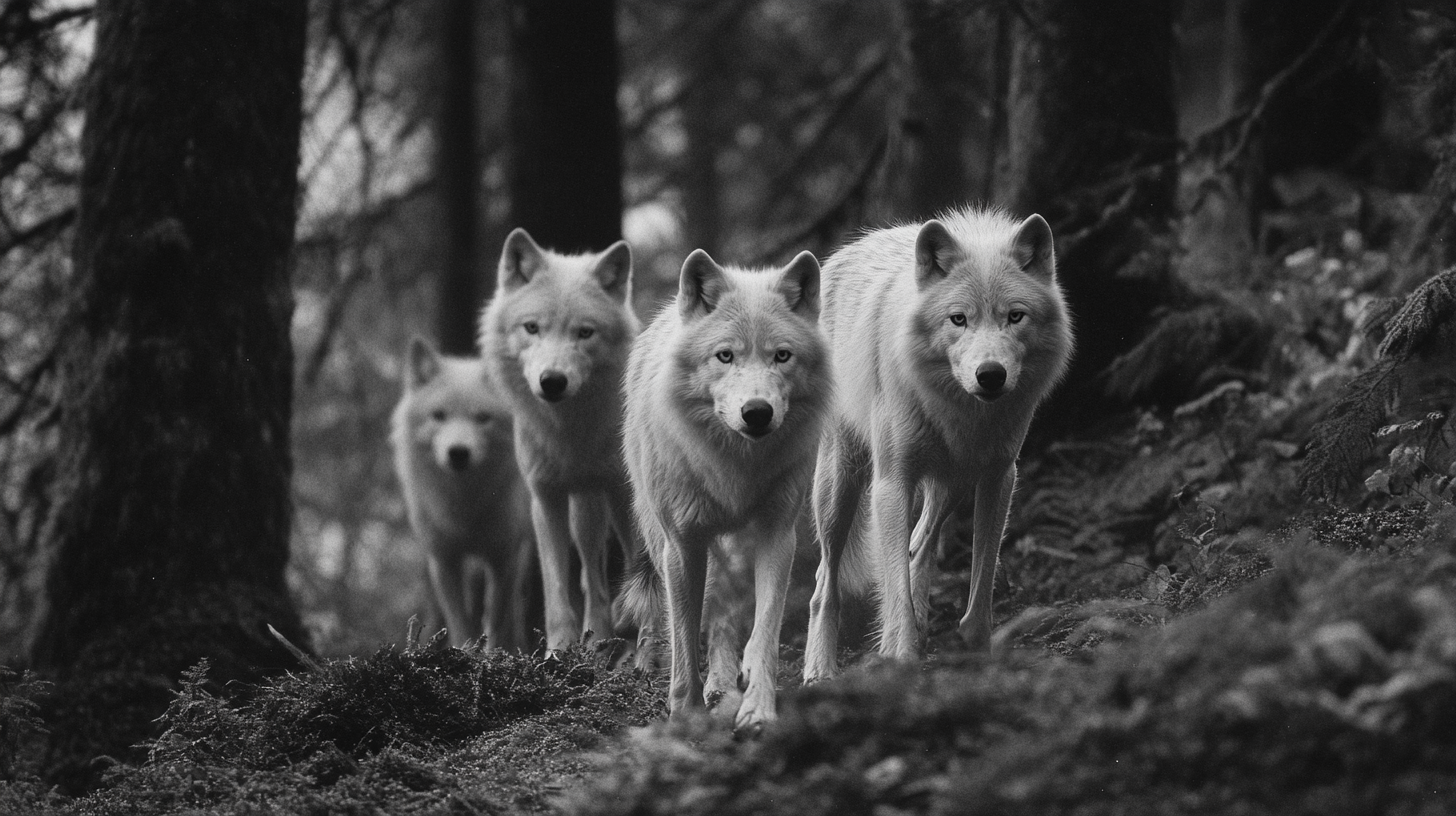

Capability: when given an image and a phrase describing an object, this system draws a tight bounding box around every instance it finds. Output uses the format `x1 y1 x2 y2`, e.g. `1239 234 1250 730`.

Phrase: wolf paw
733 690 776 736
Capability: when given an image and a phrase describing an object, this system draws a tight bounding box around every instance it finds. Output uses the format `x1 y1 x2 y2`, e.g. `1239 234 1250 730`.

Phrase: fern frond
1376 266 1456 360
1298 358 1401 500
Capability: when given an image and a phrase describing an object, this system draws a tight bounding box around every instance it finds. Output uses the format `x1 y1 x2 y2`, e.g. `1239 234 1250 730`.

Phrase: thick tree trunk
436 0 484 355
30 0 308 791
996 0 1177 431
507 0 624 251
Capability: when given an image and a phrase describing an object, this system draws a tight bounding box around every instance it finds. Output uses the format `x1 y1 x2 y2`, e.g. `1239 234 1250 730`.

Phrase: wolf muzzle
741 399 774 438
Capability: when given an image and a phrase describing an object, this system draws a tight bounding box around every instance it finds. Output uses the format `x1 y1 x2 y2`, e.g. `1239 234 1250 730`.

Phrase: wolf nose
976 362 1006 391
447 446 471 470
741 399 773 435
539 371 568 401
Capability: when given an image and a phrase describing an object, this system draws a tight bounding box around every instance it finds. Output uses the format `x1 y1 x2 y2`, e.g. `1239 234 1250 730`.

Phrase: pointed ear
915 219 958 289
678 249 728 321
498 228 545 293
592 240 633 303
1012 213 1055 279
777 250 820 319
406 335 441 388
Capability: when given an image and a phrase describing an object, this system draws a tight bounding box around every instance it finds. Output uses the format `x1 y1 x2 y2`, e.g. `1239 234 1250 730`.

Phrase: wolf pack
391 206 1074 733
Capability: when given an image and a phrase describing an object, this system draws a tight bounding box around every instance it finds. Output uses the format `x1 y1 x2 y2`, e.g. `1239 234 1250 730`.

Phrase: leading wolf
622 248 830 731
803 207 1073 682
391 336 533 650
479 228 641 654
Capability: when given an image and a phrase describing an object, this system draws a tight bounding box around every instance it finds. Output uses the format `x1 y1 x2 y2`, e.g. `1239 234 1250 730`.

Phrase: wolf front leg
703 545 748 721
427 549 474 648
662 530 710 717
569 491 614 644
735 519 796 732
958 464 1015 650
529 485 582 653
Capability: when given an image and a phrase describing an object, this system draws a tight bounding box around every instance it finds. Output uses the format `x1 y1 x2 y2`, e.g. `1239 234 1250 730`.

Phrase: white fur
803 207 1074 682
623 249 830 731
479 228 642 653
390 337 533 650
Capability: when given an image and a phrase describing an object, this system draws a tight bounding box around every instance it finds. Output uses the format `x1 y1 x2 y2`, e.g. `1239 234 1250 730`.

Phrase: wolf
621 248 830 730
391 336 534 650
479 228 641 654
802 207 1074 682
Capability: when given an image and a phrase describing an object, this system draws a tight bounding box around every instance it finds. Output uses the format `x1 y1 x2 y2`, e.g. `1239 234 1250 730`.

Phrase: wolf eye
1008 310 1026 324
949 313 967 327
716 350 734 364
578 326 595 339
774 349 793 363
431 409 446 422
473 412 492 424
523 321 539 334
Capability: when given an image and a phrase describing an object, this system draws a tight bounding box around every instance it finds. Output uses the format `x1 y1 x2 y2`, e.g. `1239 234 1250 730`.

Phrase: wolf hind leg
909 480 952 641
804 427 868 682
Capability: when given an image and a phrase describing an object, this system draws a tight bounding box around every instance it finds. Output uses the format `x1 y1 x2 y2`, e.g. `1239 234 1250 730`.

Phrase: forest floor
6 392 1456 814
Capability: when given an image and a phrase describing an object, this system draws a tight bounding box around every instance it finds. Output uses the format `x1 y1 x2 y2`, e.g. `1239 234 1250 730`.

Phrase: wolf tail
614 549 665 672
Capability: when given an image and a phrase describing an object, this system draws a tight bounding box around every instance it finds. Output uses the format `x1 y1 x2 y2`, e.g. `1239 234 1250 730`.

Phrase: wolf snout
539 370 568 402
975 362 1006 399
741 399 774 437
446 446 472 470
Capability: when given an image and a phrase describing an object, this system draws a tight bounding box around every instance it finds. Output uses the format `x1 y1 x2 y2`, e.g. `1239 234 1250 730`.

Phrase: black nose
539 371 568 401
976 362 1006 391
447 446 471 470
741 399 773 435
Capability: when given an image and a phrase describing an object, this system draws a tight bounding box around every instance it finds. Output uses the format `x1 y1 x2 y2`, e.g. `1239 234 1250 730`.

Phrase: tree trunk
436 0 485 355
507 0 624 251
30 0 309 791
995 0 1177 431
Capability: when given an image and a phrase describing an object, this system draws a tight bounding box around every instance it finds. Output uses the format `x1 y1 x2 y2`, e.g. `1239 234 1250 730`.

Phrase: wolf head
674 248 828 441
913 212 1072 404
399 336 513 472
482 228 636 405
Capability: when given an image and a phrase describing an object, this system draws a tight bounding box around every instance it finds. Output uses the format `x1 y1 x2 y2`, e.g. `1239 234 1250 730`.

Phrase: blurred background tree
0 0 1451 722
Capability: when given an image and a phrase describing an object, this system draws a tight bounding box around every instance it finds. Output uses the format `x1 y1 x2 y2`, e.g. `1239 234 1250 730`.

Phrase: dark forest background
1 0 1455 809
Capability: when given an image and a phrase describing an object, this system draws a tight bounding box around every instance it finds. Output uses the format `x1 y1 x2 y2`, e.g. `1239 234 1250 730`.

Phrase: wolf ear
406 335 441 388
499 228 545 293
915 219 958 289
777 250 821 319
1012 213 1055 279
678 249 727 320
592 240 633 304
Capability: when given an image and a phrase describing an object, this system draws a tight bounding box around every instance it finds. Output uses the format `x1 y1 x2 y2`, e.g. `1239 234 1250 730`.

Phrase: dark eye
523 321 539 334
578 326 595 339
474 412 492 424
949 313 967 327
716 350 734 364
431 410 446 422
1008 310 1026 324
774 349 792 363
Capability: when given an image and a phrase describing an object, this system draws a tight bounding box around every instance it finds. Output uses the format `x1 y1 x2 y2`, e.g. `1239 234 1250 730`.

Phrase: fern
1104 301 1266 402
1376 266 1456 360
1300 266 1456 499
1299 359 1401 500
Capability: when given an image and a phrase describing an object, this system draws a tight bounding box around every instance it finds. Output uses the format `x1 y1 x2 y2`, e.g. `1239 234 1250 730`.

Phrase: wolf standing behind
803 207 1073 681
479 229 641 653
391 337 534 650
622 248 830 730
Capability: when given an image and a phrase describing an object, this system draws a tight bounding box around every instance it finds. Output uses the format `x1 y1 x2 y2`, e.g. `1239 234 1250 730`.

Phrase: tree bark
507 0 624 251
436 0 484 355
30 0 309 791
995 0 1177 431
